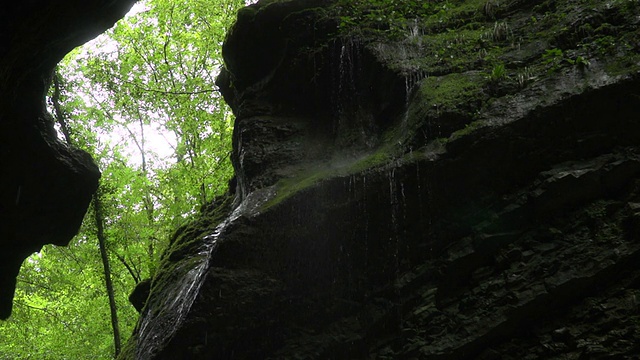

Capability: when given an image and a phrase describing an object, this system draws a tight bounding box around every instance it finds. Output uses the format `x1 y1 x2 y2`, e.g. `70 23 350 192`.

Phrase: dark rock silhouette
0 0 136 319
129 279 152 313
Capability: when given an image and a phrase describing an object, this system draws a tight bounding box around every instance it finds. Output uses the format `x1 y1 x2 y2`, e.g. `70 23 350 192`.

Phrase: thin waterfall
388 164 408 329
400 70 427 143
135 187 275 359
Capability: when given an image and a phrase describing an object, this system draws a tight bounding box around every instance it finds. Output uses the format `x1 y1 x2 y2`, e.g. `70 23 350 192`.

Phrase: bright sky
68 1 175 169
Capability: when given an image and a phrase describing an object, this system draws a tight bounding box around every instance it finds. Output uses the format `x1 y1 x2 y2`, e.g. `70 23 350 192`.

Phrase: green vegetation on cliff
252 0 640 220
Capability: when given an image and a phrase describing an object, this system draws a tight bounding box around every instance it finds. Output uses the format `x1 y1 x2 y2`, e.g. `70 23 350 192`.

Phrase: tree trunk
52 66 122 357
93 191 122 357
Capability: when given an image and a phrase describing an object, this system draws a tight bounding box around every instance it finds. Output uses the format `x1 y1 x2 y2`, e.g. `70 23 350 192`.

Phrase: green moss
262 144 397 211
424 28 488 71
421 0 488 31
420 73 483 109
348 145 396 173
116 335 137 360
261 167 331 210
450 119 485 139
162 194 233 261
604 53 640 76
333 0 490 40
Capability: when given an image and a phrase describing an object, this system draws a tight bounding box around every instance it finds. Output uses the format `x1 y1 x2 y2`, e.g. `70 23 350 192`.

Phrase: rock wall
0 0 136 319
124 0 640 358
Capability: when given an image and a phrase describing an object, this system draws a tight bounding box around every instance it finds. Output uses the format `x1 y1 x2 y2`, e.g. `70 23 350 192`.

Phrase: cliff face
0 0 136 319
125 0 640 358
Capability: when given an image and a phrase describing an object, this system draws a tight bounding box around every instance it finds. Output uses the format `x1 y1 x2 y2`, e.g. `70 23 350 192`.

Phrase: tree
94 190 123 356
0 0 243 358
52 68 123 356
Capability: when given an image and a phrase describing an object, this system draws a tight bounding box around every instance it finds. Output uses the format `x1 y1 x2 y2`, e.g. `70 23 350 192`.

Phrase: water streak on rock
135 187 275 359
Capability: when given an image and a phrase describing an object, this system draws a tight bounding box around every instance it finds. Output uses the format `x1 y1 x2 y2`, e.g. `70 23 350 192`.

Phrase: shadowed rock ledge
120 0 640 358
0 0 137 320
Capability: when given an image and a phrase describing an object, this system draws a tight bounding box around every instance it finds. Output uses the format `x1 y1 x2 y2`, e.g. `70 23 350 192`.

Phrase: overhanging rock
0 0 137 320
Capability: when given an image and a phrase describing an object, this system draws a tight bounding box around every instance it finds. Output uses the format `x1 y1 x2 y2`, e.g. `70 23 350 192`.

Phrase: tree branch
51 68 73 144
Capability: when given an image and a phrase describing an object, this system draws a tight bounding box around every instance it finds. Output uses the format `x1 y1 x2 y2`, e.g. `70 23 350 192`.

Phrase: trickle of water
136 233 218 360
334 38 380 149
336 40 357 120
399 71 427 140
410 19 424 48
401 76 413 126
408 19 420 38
387 164 405 328
348 174 356 200
361 174 369 274
135 187 275 360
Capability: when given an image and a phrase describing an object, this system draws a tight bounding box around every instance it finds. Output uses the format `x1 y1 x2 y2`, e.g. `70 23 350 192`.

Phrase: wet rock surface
123 0 640 359
0 0 136 319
